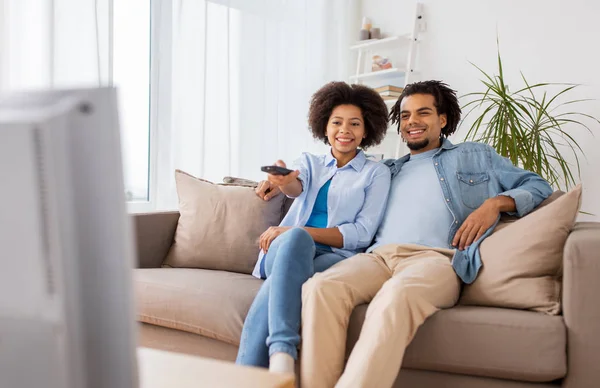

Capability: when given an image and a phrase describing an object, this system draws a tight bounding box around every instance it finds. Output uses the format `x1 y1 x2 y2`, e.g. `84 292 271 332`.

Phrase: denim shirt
251 149 392 279
383 139 553 284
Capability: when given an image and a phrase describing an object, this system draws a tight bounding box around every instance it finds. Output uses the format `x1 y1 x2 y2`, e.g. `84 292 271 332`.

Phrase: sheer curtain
0 0 360 211
1 0 152 205
154 0 359 209
0 0 111 91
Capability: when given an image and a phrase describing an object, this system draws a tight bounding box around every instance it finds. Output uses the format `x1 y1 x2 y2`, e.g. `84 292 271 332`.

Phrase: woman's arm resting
303 227 344 248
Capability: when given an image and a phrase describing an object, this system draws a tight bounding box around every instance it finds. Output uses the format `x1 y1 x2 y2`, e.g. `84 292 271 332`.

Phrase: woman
236 81 391 374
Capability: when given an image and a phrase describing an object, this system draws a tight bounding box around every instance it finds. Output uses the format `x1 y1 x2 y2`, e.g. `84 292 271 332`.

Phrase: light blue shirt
252 149 391 278
368 148 453 252
382 139 553 284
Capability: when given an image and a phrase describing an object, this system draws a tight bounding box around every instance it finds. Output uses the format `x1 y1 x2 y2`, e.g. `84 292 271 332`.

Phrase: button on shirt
252 149 391 278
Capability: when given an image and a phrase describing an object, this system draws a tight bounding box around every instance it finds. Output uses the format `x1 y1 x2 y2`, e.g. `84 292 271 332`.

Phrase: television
0 88 138 388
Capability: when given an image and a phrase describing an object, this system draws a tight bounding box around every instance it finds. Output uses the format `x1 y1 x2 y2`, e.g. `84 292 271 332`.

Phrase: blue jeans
236 228 346 367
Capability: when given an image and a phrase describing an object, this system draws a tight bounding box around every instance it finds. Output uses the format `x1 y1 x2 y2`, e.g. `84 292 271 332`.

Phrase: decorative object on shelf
375 85 403 101
372 55 392 72
380 95 399 103
462 39 600 190
370 28 381 40
375 85 403 95
362 16 372 31
359 17 373 40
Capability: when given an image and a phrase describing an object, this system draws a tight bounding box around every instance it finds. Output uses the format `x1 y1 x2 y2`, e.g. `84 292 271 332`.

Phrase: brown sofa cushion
459 185 582 315
347 305 567 382
135 268 262 345
162 170 286 274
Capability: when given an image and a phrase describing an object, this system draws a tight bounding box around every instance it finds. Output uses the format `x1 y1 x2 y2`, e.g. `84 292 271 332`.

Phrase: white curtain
0 0 111 91
0 0 140 192
0 0 360 211
154 0 359 209
1 0 152 206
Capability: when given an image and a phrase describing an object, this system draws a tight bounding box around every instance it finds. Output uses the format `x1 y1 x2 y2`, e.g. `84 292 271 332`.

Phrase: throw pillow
223 176 295 218
459 185 582 315
222 176 259 187
494 190 565 232
162 170 287 274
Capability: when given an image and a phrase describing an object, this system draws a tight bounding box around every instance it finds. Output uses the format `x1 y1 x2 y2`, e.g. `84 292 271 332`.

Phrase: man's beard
406 138 430 151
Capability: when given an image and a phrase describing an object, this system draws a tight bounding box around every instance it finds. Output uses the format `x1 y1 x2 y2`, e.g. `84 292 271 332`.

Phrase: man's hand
259 226 291 252
255 180 281 201
267 160 300 188
452 197 506 250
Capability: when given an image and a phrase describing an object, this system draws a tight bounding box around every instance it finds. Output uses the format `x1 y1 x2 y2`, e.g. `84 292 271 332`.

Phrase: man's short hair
389 80 462 137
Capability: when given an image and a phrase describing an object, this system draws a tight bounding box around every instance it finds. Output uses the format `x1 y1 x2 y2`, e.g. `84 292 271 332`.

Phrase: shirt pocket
456 172 490 209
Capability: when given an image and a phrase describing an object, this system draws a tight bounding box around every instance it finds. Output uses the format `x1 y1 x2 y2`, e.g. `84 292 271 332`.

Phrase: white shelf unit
349 34 411 51
349 67 406 83
350 2 423 158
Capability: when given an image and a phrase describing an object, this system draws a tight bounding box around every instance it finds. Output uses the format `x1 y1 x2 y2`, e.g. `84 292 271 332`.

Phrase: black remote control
261 165 294 176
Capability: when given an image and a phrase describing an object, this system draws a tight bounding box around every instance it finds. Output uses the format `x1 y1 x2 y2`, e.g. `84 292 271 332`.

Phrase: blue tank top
305 180 332 251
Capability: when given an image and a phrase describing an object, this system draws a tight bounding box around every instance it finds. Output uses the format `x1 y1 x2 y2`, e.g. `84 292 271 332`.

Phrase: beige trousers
300 244 461 388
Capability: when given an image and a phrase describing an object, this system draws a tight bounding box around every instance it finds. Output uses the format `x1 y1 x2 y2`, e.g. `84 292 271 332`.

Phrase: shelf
350 34 411 51
349 68 405 82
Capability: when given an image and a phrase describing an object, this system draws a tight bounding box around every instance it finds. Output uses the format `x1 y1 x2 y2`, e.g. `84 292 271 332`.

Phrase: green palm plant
461 44 599 190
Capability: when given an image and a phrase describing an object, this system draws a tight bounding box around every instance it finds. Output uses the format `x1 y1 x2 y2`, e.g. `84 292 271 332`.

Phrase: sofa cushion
459 185 582 315
134 268 262 345
347 305 567 382
162 170 287 274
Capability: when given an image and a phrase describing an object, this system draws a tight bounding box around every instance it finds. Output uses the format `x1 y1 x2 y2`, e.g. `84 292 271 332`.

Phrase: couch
133 208 600 388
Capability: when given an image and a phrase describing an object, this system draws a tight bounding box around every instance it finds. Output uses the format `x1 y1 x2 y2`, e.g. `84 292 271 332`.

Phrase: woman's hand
267 160 300 187
255 180 281 201
259 226 291 252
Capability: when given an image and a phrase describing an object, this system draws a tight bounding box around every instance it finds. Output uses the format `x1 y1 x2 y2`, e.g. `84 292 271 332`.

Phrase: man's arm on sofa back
562 222 600 388
132 211 180 268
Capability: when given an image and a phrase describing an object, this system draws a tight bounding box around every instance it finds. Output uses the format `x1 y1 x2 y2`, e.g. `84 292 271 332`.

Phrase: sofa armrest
132 211 180 268
562 222 600 388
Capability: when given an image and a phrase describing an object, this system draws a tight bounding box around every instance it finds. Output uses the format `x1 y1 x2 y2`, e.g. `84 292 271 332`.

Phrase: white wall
360 0 600 221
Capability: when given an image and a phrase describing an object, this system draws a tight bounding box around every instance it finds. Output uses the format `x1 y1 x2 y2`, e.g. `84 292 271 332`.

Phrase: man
298 80 553 388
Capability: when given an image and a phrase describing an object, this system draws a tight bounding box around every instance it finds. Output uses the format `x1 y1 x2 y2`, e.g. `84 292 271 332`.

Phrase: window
113 0 151 204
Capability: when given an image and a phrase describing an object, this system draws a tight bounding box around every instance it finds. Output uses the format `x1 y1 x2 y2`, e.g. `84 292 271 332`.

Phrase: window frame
126 0 172 213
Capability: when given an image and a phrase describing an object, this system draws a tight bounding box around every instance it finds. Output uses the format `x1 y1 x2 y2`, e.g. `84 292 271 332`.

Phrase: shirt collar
409 147 439 161
325 148 367 172
441 137 458 150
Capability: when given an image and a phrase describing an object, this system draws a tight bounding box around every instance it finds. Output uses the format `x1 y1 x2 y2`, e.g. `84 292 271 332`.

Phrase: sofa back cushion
162 170 287 274
459 186 582 315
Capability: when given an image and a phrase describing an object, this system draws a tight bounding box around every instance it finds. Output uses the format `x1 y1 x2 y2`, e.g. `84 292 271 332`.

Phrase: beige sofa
133 209 600 388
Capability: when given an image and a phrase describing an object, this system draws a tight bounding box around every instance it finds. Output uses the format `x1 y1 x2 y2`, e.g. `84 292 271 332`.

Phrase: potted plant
461 42 598 190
